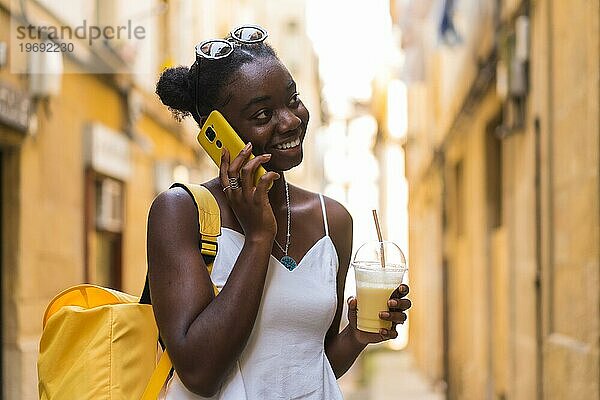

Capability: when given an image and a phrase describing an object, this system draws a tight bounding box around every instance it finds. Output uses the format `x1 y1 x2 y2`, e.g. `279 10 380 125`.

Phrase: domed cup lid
352 240 407 271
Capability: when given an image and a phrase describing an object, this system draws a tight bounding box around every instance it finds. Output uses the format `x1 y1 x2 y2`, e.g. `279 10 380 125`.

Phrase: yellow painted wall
1 57 205 400
405 0 599 399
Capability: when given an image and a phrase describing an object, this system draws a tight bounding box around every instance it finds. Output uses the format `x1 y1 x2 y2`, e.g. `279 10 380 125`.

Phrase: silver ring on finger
222 185 231 192
228 176 241 190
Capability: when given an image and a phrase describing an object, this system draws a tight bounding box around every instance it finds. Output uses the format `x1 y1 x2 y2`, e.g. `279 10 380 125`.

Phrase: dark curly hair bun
155 66 194 122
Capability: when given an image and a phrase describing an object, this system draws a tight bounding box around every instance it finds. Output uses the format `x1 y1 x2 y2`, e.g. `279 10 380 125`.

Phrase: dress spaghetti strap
318 194 329 236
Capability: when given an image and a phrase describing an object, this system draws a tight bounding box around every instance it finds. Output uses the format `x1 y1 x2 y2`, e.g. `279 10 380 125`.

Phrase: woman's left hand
347 284 412 345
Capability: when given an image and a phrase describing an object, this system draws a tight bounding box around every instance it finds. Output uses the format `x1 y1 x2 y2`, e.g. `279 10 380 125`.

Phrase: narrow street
340 350 445 400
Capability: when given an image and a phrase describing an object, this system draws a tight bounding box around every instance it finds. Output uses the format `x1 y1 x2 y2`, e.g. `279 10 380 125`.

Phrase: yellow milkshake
356 284 398 333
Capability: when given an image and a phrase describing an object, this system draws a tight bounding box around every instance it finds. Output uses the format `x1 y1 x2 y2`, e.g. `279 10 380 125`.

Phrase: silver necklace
274 180 298 271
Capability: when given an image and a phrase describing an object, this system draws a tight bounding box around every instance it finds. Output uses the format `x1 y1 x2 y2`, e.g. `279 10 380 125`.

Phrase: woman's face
218 57 310 172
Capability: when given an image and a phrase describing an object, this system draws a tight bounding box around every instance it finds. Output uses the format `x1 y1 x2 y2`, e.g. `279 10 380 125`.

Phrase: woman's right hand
220 142 280 241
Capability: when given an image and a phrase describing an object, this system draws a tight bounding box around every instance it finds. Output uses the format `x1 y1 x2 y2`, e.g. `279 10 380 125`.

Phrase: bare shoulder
291 185 353 244
321 194 352 230
321 195 353 264
150 178 223 218
149 185 197 223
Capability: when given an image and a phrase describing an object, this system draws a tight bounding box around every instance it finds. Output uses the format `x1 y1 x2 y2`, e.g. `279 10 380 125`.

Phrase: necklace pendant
280 255 298 271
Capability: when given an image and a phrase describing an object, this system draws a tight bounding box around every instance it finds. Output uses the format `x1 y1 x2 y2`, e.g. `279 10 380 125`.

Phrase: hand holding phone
197 110 268 188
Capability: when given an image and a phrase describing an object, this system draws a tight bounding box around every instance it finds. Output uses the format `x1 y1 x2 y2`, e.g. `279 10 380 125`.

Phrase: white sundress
165 194 344 400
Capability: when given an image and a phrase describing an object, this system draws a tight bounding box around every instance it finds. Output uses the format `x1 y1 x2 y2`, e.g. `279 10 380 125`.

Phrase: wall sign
85 123 131 181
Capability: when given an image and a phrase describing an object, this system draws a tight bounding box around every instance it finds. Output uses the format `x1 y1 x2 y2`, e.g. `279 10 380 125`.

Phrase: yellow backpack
38 183 221 400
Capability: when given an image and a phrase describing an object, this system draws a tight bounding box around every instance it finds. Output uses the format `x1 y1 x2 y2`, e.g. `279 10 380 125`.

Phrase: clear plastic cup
352 241 407 333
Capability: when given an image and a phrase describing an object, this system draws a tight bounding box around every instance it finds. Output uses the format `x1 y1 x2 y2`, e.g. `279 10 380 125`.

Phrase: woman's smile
273 136 301 150
265 124 306 170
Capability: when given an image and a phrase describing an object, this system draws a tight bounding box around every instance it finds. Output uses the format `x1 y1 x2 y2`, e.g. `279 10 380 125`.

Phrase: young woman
150 25 412 399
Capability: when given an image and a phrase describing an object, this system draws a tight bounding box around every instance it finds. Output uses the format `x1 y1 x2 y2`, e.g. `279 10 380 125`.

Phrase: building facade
0 0 323 398
396 0 599 399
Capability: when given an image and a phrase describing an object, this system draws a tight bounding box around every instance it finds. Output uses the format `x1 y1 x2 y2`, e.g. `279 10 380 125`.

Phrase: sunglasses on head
195 25 268 60
194 25 268 119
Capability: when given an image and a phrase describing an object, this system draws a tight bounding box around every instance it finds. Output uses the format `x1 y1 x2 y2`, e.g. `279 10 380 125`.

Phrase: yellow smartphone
197 110 268 187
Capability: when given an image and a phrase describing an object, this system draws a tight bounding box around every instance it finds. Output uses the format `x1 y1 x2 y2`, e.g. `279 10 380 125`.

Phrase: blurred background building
0 0 598 399
394 0 599 399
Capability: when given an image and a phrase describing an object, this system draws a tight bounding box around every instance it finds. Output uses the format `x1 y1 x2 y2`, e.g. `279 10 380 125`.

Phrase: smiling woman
151 25 411 399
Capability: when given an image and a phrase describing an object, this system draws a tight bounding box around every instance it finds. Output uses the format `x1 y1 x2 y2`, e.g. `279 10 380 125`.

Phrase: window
85 173 124 289
455 160 465 236
486 113 503 229
95 177 123 232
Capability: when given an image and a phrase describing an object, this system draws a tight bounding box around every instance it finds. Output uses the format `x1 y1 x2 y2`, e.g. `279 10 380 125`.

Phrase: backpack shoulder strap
170 182 221 263
140 182 221 304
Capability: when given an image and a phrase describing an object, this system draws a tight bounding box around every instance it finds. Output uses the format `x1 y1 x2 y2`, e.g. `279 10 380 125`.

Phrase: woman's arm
148 148 279 396
322 199 365 377
324 199 411 378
